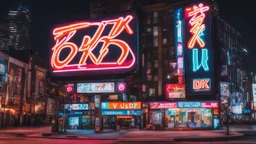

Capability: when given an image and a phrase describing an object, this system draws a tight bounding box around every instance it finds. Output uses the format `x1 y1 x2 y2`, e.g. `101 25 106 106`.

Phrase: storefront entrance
149 101 218 129
165 108 212 128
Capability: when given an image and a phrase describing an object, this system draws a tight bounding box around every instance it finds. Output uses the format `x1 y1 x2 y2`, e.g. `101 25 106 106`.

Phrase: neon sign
49 14 138 77
185 3 214 94
174 8 185 84
117 82 126 93
193 78 210 91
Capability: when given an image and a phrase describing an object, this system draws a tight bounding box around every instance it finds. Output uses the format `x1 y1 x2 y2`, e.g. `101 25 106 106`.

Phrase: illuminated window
147 75 152 81
154 60 158 68
153 37 158 47
163 38 167 45
153 12 158 18
147 28 151 32
149 88 155 96
153 26 158 37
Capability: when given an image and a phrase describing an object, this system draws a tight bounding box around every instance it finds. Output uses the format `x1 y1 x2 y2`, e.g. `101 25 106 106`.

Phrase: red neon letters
51 15 136 72
193 79 210 91
186 3 209 49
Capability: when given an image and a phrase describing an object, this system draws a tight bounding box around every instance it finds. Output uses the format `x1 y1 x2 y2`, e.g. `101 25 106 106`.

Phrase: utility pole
226 97 231 135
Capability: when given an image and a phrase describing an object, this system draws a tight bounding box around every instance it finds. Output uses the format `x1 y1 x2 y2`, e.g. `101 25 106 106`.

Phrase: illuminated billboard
65 104 89 111
49 13 138 77
101 102 141 110
166 84 185 99
77 82 115 93
184 3 214 95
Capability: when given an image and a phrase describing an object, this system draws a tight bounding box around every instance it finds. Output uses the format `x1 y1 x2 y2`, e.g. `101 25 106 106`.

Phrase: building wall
7 6 31 50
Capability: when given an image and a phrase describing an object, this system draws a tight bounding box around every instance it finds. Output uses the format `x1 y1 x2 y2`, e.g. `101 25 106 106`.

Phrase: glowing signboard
184 3 214 95
49 14 138 77
178 102 201 108
166 84 185 98
101 110 141 116
101 102 141 110
116 82 127 93
174 8 185 84
64 104 89 111
77 82 115 93
150 102 177 109
150 101 218 109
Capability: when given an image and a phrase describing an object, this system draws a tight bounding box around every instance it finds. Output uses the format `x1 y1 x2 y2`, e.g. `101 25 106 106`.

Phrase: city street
0 125 256 143
1 137 256 144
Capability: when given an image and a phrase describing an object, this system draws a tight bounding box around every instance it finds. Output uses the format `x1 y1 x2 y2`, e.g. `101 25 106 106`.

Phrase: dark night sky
0 0 255 72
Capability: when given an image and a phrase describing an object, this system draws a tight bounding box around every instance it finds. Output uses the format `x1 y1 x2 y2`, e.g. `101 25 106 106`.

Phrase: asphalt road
1 137 256 144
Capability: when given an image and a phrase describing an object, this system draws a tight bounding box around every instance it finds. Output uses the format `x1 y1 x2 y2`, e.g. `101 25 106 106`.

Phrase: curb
174 135 244 142
244 133 256 136
25 136 117 140
116 138 174 142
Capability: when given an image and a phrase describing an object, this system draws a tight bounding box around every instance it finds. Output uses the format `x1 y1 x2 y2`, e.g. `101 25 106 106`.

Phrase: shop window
153 26 158 37
153 37 158 47
165 108 213 128
150 110 162 125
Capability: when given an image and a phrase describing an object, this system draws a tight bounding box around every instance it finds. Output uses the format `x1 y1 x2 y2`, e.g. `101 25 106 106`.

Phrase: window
147 28 151 32
154 60 158 68
147 75 152 81
163 38 167 45
149 88 155 96
153 12 158 18
153 37 158 47
153 26 158 37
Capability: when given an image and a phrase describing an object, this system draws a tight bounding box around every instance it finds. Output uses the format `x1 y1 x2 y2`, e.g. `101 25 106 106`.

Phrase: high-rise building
0 23 10 50
7 4 31 50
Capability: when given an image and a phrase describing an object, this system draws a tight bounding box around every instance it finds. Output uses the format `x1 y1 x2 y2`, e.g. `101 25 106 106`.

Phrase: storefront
65 103 94 129
149 101 219 129
101 102 142 129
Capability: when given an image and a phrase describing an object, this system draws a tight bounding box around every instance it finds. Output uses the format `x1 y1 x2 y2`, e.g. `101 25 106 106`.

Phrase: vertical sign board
184 3 214 96
174 8 185 84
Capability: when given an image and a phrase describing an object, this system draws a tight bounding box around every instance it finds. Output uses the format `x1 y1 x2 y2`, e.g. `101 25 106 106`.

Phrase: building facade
46 0 249 131
0 23 10 50
7 4 31 51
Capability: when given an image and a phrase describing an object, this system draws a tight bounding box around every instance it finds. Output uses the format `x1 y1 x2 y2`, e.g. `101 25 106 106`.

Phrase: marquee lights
50 15 136 72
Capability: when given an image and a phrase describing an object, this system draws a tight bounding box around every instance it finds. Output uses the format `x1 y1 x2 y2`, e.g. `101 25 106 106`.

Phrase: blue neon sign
178 102 201 108
101 110 141 116
174 8 185 84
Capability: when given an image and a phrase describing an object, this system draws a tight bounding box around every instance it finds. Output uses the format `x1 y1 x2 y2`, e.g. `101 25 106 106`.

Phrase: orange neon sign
193 79 210 91
186 3 209 49
50 15 136 73
102 102 141 110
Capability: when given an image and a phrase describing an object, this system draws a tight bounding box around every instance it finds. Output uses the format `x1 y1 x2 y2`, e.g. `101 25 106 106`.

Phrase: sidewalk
0 126 246 142
24 129 244 142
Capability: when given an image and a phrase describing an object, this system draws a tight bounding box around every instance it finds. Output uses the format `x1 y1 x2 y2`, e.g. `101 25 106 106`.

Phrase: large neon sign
185 3 214 95
49 14 138 77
